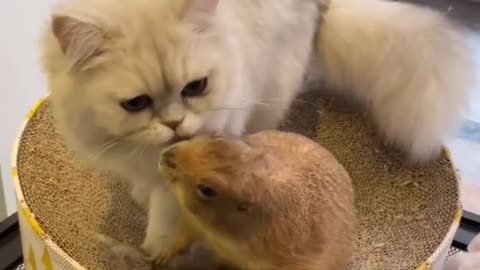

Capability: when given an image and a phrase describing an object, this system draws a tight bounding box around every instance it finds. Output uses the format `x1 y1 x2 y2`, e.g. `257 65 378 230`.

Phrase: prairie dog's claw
152 247 182 267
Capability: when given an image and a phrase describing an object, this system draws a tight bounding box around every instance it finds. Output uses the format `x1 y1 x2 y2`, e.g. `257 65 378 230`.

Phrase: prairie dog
157 130 357 270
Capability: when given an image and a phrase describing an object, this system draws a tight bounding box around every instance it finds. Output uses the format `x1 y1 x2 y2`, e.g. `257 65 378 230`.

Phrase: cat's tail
316 0 478 162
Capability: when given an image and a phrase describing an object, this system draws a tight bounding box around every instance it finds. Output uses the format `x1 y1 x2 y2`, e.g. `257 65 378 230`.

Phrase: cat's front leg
141 185 181 257
130 182 154 209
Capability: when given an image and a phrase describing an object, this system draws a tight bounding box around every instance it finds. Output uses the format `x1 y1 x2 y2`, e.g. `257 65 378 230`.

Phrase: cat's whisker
214 97 319 111
88 138 120 161
130 143 151 160
200 107 249 113
239 99 272 107
237 97 324 123
135 144 147 158
291 98 323 110
126 144 143 160
138 144 148 158
98 139 119 155
203 101 273 112
240 97 322 110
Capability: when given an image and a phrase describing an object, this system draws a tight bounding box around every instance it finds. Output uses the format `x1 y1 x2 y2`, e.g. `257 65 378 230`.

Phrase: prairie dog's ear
52 15 108 71
252 151 270 167
184 0 219 32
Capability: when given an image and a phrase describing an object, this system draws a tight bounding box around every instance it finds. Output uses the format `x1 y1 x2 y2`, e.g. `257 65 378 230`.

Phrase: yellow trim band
27 100 45 120
22 207 46 240
416 262 432 270
454 208 463 224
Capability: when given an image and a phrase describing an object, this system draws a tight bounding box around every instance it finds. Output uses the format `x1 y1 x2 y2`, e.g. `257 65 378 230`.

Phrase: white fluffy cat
42 0 476 260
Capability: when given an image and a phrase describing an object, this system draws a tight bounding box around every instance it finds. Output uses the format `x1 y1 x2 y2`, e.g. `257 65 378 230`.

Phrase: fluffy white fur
42 0 476 259
318 0 476 161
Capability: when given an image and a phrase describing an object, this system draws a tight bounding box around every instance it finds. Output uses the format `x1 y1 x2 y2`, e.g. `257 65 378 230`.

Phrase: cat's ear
184 0 220 32
52 15 108 71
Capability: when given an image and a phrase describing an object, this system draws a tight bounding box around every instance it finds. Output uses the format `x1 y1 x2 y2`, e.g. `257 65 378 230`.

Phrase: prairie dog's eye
121 95 152 112
181 77 208 97
237 202 251 212
196 184 218 200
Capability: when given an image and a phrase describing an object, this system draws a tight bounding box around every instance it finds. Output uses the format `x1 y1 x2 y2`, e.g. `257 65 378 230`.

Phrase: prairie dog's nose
161 147 177 169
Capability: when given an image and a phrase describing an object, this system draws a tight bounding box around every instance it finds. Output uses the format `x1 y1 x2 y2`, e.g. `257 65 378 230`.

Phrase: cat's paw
141 237 168 259
131 184 152 208
142 219 175 258
96 234 151 269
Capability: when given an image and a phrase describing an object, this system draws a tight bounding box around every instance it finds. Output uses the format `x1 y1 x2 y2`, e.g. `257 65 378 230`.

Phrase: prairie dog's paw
152 248 182 268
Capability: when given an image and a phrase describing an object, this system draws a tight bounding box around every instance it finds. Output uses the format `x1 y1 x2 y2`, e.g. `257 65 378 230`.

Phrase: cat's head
43 0 247 159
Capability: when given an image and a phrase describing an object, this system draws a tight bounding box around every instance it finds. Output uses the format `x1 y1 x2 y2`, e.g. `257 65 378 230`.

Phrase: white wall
0 0 61 215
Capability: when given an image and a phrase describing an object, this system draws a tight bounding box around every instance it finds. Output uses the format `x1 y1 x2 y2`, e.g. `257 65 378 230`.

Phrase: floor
407 0 480 214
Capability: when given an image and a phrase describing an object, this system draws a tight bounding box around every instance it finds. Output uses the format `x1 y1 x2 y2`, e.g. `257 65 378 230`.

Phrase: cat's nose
164 119 183 129
160 102 185 129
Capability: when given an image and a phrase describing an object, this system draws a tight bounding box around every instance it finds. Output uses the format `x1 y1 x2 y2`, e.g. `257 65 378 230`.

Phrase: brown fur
158 130 357 270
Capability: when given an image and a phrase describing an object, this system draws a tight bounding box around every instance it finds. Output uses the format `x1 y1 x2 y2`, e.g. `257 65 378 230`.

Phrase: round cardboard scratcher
13 91 461 270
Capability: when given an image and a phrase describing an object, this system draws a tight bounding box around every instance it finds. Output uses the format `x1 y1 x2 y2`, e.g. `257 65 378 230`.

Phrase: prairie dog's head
159 135 272 235
159 131 357 269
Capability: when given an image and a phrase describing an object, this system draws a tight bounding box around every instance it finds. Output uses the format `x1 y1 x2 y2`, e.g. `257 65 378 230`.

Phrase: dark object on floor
0 214 22 270
452 211 480 251
402 0 480 30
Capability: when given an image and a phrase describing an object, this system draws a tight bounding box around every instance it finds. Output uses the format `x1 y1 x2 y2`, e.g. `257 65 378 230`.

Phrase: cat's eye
196 184 218 200
181 77 208 97
120 95 152 112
